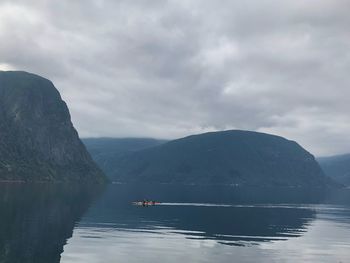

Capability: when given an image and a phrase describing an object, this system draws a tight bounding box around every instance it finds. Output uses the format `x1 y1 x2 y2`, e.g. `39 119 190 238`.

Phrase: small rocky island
0 71 106 183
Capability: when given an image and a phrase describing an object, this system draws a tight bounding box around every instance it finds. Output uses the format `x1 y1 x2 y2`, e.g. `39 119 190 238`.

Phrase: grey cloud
0 0 350 156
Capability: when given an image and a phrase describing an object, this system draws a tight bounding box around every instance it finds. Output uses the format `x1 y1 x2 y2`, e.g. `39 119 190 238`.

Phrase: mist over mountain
318 154 350 186
85 130 335 187
0 71 106 182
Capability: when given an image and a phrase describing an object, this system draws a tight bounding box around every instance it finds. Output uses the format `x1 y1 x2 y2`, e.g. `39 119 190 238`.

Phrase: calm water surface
1 184 350 262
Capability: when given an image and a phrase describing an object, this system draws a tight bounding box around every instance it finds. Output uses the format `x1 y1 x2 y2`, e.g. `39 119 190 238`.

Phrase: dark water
1 184 350 263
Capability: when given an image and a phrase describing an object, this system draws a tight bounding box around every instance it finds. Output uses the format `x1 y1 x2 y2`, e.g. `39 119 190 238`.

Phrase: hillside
82 138 167 176
0 71 106 182
107 130 334 187
318 154 350 186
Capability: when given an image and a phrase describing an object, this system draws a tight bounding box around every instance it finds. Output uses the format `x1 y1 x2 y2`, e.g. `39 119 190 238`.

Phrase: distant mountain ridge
0 71 106 182
82 138 167 176
318 154 350 186
84 130 335 187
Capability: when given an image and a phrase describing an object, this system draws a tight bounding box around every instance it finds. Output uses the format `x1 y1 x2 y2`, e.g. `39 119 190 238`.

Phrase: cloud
0 0 349 156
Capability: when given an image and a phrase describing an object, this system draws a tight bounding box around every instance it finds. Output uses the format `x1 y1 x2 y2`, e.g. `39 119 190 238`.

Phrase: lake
1 183 350 263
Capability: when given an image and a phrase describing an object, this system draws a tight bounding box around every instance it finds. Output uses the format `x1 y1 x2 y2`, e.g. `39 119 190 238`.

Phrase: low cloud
0 0 349 156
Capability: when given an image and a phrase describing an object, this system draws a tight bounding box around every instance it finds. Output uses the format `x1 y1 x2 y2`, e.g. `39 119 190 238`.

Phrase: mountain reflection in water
0 184 103 263
75 185 324 246
1 183 350 263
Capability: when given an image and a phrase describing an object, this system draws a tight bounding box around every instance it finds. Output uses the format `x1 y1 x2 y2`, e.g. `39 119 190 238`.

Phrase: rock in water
0 71 106 182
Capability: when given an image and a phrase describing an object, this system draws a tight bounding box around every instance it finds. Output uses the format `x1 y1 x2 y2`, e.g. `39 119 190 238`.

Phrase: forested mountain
82 138 166 176
0 71 106 182
86 130 334 187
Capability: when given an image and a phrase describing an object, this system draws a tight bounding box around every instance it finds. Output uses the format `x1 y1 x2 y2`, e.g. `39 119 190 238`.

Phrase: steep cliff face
0 71 106 182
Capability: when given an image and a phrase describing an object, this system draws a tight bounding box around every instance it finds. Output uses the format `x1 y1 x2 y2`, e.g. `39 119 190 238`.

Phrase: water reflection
79 184 319 246
0 184 103 263
1 183 350 263
61 184 350 263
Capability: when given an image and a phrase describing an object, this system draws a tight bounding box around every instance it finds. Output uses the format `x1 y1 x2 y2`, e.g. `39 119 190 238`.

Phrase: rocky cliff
0 71 106 182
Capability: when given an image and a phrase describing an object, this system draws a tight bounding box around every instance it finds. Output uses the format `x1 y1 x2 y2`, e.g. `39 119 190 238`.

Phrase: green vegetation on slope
85 130 335 187
82 138 167 176
0 71 106 182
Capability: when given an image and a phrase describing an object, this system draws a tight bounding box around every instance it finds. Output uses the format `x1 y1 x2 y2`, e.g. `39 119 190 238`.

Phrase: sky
0 0 349 156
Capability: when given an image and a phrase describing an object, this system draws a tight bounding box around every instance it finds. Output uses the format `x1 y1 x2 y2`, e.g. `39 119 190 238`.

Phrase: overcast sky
0 0 349 156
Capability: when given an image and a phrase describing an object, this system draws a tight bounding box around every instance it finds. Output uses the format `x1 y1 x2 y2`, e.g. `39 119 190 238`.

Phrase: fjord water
1 184 350 263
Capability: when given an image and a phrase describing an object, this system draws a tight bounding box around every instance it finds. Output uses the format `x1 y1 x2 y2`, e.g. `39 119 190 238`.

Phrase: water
1 184 350 262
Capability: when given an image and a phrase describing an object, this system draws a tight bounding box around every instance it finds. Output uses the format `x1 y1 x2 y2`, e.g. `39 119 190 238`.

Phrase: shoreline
0 180 26 183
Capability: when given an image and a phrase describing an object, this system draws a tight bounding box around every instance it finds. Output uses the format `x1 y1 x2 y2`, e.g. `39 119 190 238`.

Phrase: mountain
0 71 106 183
82 138 167 176
109 130 334 187
318 154 350 186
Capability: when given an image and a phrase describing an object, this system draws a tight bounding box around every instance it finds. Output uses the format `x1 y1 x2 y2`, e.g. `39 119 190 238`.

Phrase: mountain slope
318 154 350 186
82 138 167 176
0 71 106 182
111 130 333 187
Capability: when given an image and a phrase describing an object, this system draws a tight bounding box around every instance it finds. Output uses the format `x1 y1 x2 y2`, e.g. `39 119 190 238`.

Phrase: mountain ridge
85 130 335 187
82 137 167 176
317 153 350 186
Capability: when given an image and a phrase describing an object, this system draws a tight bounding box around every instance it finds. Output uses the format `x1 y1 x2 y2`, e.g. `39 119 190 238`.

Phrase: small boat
132 200 161 206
